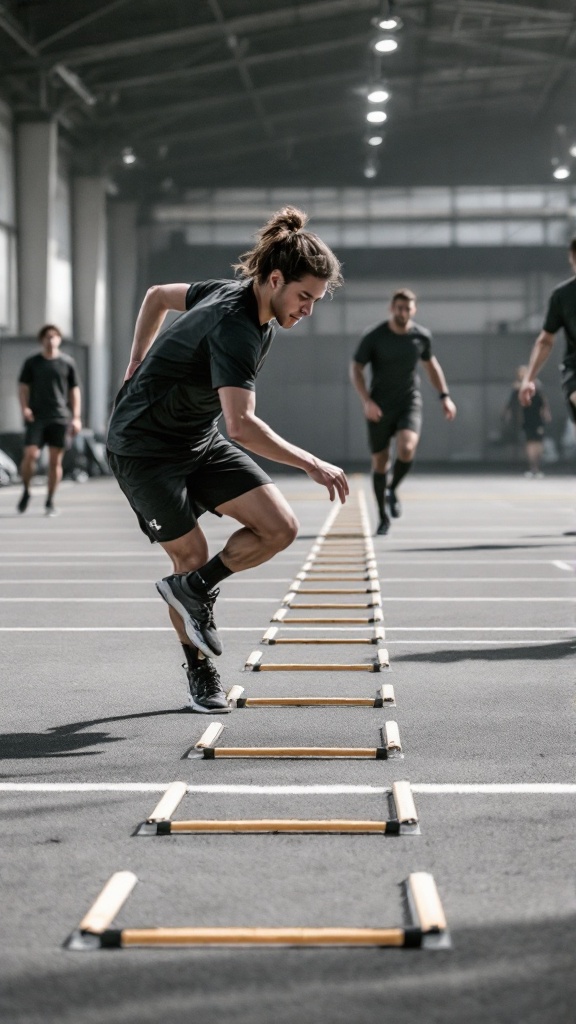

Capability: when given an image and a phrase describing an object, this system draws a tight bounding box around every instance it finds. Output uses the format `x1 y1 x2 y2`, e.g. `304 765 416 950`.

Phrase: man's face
42 329 62 350
269 273 328 329
390 298 416 328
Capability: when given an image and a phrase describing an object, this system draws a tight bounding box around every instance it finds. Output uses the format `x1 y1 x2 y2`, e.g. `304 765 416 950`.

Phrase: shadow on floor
392 640 576 663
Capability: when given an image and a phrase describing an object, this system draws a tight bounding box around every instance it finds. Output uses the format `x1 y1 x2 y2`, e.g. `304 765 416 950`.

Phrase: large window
0 100 17 333
152 185 575 249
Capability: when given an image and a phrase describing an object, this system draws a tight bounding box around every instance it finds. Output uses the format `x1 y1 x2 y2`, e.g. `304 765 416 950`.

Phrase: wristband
439 391 450 400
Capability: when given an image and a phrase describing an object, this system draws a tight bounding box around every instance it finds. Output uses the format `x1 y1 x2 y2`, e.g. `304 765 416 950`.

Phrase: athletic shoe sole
184 693 231 714
155 579 222 658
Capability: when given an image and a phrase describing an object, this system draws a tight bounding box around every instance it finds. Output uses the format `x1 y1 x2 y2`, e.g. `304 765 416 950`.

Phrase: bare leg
215 483 299 571
47 447 64 503
525 440 543 475
20 445 39 489
160 523 210 644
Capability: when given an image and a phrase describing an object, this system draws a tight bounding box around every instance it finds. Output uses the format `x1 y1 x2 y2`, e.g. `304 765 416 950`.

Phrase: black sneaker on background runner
17 489 30 514
387 489 401 518
155 574 223 657
184 658 230 714
376 514 390 536
45 500 58 517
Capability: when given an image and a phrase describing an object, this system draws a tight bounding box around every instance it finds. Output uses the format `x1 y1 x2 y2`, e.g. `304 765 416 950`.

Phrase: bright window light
368 88 390 103
367 110 387 124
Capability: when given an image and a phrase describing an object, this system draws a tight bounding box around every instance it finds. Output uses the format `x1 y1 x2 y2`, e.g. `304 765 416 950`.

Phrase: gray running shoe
155 574 223 657
184 658 230 714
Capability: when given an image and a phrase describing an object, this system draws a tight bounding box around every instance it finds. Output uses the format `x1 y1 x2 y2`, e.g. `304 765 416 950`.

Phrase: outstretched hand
307 459 349 503
518 381 535 407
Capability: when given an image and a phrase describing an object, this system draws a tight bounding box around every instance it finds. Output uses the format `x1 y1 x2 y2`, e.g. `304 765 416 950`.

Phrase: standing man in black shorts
107 206 348 714
350 287 457 535
17 324 82 516
519 238 576 428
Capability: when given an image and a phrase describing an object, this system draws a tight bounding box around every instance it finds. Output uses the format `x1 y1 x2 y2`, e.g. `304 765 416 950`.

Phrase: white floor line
553 561 576 571
0 783 575 795
1 626 574 633
1 596 573 603
0 578 293 585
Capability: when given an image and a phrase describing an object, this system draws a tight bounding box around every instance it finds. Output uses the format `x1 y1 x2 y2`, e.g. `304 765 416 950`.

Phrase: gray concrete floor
1 470 575 1024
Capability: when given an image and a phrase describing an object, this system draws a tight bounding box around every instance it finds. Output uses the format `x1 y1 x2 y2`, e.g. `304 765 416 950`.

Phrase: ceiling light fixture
373 1 403 32
367 134 384 146
367 86 390 103
121 147 137 165
373 34 399 53
367 110 387 124
364 156 379 179
553 166 570 180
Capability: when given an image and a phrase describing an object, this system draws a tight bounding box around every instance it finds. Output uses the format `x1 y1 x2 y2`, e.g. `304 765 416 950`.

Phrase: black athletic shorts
24 420 68 449
522 424 545 442
560 363 576 423
107 431 272 544
366 394 423 453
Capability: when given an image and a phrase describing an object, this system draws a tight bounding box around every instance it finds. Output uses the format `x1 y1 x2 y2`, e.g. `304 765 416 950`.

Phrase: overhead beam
29 0 380 68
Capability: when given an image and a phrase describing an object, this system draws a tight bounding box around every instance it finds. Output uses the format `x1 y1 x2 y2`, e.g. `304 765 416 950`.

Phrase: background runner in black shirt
108 206 348 713
519 238 576 425
17 324 82 515
350 287 457 534
504 366 551 477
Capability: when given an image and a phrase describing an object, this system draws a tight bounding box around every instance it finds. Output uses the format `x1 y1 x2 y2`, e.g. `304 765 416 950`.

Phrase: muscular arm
422 356 457 420
519 331 555 406
124 283 189 380
349 361 382 422
18 383 34 422
219 386 349 502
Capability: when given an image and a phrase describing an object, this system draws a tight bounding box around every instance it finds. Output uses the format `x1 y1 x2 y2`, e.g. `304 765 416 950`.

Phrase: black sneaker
17 489 30 514
376 515 390 536
45 501 58 517
387 489 401 518
185 658 230 714
155 574 223 657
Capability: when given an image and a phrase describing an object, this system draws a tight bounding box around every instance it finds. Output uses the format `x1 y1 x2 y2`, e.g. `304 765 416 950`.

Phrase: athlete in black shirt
108 206 348 713
504 366 551 477
17 324 82 515
350 288 457 534
520 238 576 425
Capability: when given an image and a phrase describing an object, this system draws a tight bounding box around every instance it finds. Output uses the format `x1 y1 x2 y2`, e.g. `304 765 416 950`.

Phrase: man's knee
397 439 418 461
265 510 299 552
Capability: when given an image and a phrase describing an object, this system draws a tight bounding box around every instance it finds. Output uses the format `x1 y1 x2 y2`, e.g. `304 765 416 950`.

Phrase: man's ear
269 269 284 290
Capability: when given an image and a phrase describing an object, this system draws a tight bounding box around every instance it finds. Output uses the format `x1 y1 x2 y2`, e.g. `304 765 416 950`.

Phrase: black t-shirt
542 276 576 368
353 320 432 407
506 383 545 432
18 352 79 424
107 279 275 456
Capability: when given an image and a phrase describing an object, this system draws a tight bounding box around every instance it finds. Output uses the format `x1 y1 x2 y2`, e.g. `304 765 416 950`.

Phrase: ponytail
233 206 343 293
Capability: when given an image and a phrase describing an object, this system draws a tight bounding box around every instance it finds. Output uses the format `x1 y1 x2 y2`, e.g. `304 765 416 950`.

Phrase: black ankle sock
181 643 203 670
372 472 387 518
390 458 413 491
185 554 233 592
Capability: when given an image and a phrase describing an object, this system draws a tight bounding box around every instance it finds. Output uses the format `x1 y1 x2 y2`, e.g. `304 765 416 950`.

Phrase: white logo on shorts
148 518 162 531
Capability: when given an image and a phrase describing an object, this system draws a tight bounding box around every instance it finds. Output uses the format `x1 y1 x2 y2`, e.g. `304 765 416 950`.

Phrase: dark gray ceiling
1 0 576 199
